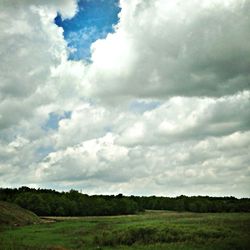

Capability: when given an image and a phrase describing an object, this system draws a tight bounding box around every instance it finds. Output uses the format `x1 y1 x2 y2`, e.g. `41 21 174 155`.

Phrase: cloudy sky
0 0 250 197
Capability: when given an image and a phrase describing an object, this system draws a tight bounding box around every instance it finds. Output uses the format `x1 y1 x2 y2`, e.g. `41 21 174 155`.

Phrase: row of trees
135 195 250 212
0 187 249 216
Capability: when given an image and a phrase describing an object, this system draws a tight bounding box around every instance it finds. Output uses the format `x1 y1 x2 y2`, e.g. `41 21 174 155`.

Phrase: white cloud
0 0 84 183
116 91 250 146
54 103 111 148
0 0 77 20
0 0 84 130
31 130 250 197
87 0 250 101
35 133 129 182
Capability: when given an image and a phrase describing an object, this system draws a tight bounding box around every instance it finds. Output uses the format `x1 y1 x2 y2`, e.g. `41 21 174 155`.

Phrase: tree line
0 187 249 216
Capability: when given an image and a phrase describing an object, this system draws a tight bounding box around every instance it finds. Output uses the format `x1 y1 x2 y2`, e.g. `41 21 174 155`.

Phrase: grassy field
0 211 249 250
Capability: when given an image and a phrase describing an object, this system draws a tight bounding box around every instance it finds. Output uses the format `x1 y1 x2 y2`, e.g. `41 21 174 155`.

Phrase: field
0 211 249 250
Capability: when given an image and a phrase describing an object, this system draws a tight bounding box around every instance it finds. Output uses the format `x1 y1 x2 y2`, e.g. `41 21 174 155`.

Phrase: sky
54 0 120 60
0 0 250 197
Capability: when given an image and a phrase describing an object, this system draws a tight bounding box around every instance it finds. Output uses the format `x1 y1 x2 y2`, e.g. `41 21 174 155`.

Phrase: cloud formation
88 0 250 100
0 0 249 197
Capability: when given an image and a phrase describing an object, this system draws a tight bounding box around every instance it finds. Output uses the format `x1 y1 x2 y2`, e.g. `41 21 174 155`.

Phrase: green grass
0 211 249 250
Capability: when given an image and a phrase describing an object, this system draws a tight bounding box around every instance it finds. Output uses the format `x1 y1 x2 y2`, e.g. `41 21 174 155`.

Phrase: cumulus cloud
35 133 129 182
0 0 77 20
0 0 84 183
54 103 111 148
0 0 82 130
116 91 250 146
24 91 250 197
88 0 250 101
32 130 250 197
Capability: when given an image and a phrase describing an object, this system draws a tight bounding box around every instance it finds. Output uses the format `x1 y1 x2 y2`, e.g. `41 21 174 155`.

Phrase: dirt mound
0 201 41 226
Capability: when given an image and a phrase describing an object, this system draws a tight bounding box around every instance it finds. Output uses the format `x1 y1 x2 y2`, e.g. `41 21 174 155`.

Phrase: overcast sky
0 0 249 197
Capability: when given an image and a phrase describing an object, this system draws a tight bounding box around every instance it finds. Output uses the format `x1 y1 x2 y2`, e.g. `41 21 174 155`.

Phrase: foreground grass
0 211 249 250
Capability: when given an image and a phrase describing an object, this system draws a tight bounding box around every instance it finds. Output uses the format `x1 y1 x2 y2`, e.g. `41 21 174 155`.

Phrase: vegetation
0 201 40 228
0 211 249 249
0 187 139 216
0 187 249 216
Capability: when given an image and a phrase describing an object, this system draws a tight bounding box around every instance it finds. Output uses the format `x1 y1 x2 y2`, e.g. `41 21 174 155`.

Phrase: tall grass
94 225 228 246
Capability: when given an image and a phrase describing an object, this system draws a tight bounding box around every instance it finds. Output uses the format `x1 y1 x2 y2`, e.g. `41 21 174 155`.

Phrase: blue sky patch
43 111 72 131
55 0 121 61
129 100 162 114
36 146 55 160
